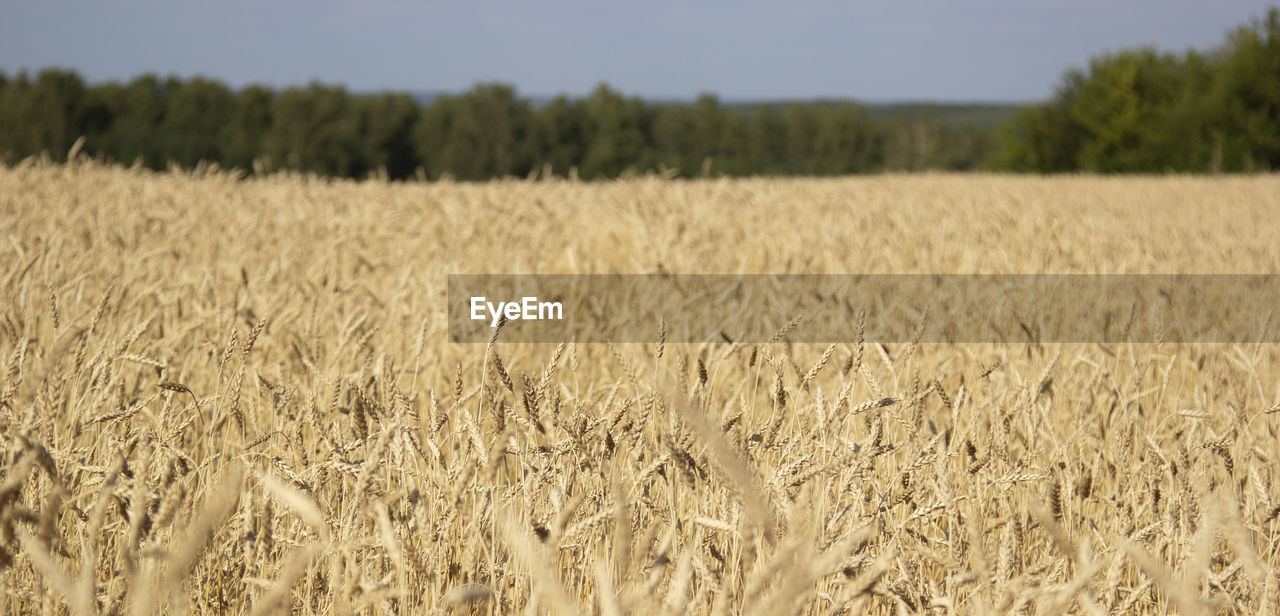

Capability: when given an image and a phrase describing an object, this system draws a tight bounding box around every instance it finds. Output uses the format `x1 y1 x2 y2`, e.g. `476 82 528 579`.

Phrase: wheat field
2 158 1280 615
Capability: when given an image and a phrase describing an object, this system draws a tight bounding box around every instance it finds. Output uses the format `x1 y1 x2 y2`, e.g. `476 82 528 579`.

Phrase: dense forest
0 74 1000 179
1 8 1277 178
999 8 1280 172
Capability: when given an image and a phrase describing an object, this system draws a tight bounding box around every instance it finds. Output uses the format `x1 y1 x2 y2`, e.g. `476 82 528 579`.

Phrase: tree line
0 72 997 180
1 8 1277 178
996 8 1280 172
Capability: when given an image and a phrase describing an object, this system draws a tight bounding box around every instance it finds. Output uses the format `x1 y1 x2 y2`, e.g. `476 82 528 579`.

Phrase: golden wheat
1 157 1279 614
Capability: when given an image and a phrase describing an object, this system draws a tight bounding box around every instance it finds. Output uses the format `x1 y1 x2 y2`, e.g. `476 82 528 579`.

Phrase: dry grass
2 157 1280 614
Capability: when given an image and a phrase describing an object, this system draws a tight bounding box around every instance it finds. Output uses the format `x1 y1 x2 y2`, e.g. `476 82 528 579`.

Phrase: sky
1 0 1275 103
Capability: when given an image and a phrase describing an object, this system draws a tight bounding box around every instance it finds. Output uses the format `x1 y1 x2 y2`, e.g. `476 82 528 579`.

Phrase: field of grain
2 159 1280 614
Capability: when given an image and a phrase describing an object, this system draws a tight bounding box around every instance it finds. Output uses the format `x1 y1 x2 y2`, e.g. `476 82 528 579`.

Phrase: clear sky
1 1 1275 102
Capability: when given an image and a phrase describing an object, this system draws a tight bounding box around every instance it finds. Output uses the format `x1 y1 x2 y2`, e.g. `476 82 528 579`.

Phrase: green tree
528 95 586 177
414 84 532 179
107 75 169 167
650 103 695 175
159 77 234 168
994 71 1087 172
0 69 86 160
1207 8 1280 170
358 93 420 179
264 84 363 176
744 106 787 175
579 84 649 179
689 93 725 175
783 104 818 174
1069 49 1188 171
994 7 1280 173
812 105 880 173
220 85 273 171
